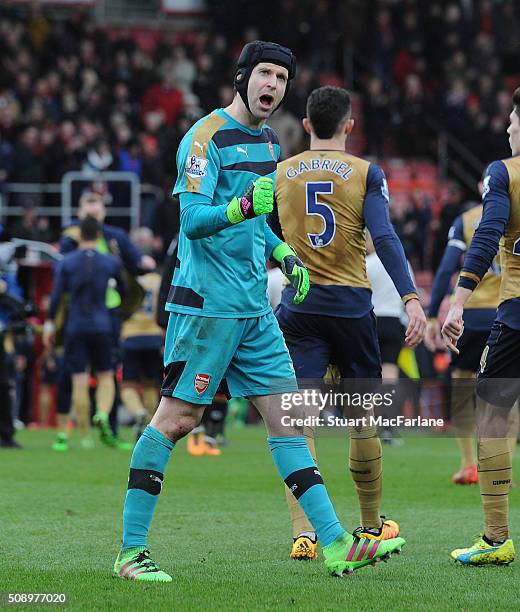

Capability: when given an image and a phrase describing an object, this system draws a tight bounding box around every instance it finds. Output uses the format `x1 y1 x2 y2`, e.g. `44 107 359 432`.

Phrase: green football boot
51 433 69 452
323 531 406 576
114 547 172 582
113 436 133 451
93 411 116 447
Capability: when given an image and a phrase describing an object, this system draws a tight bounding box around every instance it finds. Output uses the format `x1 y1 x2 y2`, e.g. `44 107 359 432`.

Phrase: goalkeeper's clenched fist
272 243 310 304
226 176 274 224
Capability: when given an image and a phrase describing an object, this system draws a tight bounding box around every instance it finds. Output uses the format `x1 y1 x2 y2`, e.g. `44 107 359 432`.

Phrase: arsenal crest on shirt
194 373 211 394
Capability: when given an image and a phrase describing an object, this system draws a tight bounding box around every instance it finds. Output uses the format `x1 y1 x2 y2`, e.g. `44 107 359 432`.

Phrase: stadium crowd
358 0 520 162
0 1 519 250
0 1 520 435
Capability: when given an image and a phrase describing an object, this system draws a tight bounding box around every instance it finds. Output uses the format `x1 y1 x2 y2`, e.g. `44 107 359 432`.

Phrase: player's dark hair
513 87 520 118
306 86 351 139
80 215 100 241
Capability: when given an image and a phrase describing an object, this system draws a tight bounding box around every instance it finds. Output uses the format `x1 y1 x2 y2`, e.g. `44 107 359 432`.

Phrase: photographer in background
0 225 23 449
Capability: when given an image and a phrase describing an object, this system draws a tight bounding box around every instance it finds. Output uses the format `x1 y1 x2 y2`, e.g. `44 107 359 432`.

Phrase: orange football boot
354 517 400 541
452 464 478 485
187 432 207 456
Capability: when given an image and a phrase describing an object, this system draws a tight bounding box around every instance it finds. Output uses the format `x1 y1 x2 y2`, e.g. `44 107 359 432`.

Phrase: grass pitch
1 426 519 611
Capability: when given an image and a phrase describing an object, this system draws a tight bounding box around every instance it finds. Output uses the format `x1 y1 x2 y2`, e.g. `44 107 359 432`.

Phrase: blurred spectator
0 229 22 448
399 190 432 271
26 3 50 52
266 108 304 160
471 33 498 77
193 53 219 113
495 0 520 74
396 75 428 157
153 194 179 261
309 0 341 73
82 138 114 175
118 139 142 178
10 204 53 243
45 120 84 182
0 222 33 433
112 51 133 84
285 67 318 119
60 88 80 121
140 134 164 230
218 85 234 108
14 71 33 115
363 76 390 158
140 68 184 129
0 132 13 188
129 49 156 101
443 78 471 140
171 47 196 95
111 81 139 126
11 128 45 208
371 7 396 79
431 182 465 272
0 90 21 142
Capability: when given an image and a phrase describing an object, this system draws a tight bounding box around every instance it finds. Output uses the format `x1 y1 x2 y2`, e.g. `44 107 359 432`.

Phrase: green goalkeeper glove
226 176 274 224
272 243 310 304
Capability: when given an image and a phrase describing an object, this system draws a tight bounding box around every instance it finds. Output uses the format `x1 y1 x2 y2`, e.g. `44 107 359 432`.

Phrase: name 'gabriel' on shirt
284 156 354 181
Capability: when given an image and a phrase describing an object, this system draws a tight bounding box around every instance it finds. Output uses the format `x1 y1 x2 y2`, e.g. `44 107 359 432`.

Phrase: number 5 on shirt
306 181 335 248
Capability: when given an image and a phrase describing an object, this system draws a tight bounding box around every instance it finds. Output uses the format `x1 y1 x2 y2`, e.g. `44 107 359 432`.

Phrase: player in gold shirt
442 87 520 566
270 86 426 559
425 196 503 485
120 258 164 441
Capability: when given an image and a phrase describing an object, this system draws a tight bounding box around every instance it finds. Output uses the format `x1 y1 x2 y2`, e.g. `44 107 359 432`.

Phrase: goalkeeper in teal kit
113 41 405 581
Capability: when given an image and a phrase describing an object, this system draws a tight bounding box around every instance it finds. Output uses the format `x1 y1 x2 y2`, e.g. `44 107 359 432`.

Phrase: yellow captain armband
459 271 481 284
402 293 419 305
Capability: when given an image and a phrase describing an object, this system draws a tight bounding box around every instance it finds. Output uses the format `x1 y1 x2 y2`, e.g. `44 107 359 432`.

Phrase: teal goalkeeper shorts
161 311 298 404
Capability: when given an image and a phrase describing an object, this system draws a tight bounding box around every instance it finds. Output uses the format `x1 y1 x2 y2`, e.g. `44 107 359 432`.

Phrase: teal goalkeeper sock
122 425 175 549
268 436 345 546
